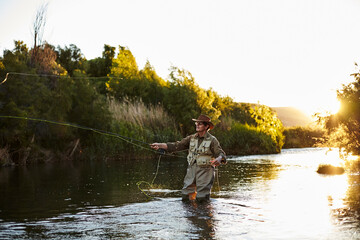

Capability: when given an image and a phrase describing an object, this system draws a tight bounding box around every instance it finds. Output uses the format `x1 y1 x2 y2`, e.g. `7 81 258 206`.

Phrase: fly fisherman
150 114 226 202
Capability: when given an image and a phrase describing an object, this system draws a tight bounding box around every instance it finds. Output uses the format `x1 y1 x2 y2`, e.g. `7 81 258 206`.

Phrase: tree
31 43 66 75
138 61 167 105
163 67 221 135
110 45 139 79
319 67 360 155
31 2 48 67
87 44 116 77
1 41 30 73
106 45 141 101
56 44 86 76
86 44 116 94
249 104 284 151
103 44 116 75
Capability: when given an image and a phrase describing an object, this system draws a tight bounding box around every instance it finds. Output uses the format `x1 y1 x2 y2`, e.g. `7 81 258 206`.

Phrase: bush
213 121 279 155
283 126 325 148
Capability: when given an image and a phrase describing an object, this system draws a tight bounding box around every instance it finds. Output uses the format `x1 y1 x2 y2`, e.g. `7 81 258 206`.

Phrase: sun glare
297 97 341 117
326 99 341 115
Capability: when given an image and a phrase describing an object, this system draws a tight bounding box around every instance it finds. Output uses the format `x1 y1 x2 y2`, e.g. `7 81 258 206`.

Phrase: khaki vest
187 134 213 166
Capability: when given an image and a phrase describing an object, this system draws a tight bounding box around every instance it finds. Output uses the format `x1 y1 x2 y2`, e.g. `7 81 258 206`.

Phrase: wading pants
182 163 215 199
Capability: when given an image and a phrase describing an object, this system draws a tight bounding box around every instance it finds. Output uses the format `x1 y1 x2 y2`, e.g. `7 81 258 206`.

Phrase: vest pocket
196 155 212 166
189 141 196 151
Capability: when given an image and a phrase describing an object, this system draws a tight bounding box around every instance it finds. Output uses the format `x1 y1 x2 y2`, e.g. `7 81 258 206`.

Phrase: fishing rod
0 115 164 154
0 115 183 200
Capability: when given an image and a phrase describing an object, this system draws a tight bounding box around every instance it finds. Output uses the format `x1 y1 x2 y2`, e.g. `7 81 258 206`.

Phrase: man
150 114 226 202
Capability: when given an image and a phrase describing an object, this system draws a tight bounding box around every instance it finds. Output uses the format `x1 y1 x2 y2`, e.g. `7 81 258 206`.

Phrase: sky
1 0 360 116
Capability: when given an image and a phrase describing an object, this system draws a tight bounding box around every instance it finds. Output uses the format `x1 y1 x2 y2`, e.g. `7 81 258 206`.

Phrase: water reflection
0 148 360 239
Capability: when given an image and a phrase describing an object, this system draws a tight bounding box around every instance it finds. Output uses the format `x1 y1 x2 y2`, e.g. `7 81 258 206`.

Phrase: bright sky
1 0 360 115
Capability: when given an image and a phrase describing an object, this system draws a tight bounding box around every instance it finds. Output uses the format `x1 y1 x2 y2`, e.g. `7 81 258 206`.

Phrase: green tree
138 61 167 105
87 44 115 77
103 44 116 75
250 104 284 151
1 41 31 73
56 44 86 76
86 44 116 94
106 45 140 100
163 67 201 135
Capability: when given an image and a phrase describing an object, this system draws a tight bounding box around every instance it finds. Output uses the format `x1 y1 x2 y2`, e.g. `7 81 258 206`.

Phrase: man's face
195 122 208 133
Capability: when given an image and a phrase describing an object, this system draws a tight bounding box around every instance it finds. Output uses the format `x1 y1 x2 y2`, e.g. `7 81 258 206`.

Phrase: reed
108 98 177 131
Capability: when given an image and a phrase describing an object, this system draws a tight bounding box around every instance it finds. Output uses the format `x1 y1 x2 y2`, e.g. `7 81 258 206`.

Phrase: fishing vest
187 134 213 166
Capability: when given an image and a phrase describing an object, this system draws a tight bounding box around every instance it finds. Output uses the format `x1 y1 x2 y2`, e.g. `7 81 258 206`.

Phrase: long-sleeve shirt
166 132 226 163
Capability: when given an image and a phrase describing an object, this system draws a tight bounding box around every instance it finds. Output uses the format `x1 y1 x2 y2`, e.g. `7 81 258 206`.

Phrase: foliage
1 41 31 73
0 39 287 165
86 44 116 94
213 108 284 155
93 98 181 158
138 61 167 105
0 41 111 164
283 126 325 148
106 46 167 107
213 120 278 155
249 104 284 151
56 44 86 76
163 67 221 135
319 67 360 155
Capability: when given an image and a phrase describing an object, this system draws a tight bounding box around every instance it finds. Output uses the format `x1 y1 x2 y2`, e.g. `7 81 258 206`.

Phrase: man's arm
150 135 192 153
210 137 226 167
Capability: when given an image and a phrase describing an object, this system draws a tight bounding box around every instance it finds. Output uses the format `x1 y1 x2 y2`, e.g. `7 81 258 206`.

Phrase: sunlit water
1 148 360 239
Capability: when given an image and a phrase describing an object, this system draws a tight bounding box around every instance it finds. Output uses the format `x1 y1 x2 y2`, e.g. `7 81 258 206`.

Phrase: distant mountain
271 107 314 127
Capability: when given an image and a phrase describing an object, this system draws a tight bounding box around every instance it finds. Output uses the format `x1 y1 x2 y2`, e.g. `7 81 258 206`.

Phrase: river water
0 148 360 239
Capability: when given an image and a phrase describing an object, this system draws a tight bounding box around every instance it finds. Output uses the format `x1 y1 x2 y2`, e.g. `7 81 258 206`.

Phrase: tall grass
89 98 182 159
108 97 178 131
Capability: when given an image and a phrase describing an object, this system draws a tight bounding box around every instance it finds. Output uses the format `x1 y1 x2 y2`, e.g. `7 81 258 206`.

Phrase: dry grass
108 98 177 130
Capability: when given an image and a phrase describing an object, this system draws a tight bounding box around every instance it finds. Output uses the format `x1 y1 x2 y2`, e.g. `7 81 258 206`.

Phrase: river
0 148 359 239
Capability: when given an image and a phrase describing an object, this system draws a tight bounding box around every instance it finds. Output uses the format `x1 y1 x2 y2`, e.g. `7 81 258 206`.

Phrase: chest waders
182 134 216 201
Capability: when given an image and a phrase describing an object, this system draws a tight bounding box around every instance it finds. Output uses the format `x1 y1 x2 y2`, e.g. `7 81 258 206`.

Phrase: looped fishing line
136 154 163 200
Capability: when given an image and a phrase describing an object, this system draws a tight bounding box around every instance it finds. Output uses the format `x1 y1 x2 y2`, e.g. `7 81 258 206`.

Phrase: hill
271 107 314 127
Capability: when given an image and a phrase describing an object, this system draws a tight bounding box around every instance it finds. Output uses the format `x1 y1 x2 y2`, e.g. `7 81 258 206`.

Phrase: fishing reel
157 148 166 155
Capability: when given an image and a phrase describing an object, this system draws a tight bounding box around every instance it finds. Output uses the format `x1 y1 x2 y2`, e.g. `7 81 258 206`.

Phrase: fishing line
0 115 153 152
0 115 187 199
136 154 163 200
0 115 187 157
1 72 121 81
215 167 221 192
0 73 9 85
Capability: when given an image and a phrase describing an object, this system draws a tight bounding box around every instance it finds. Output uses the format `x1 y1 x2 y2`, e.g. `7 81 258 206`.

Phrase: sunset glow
1 0 360 112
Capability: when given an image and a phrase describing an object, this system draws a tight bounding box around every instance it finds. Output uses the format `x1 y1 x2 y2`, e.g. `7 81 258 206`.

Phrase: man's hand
150 143 167 150
210 156 223 167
